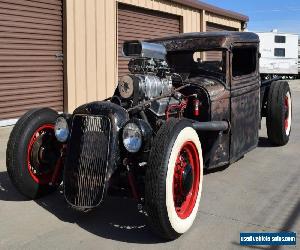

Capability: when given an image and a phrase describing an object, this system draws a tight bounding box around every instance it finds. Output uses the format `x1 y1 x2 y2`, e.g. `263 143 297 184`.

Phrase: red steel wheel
27 124 62 185
284 92 292 135
173 141 200 219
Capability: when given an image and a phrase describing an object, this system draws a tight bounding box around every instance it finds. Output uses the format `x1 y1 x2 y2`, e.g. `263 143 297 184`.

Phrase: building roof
171 0 249 22
149 32 259 51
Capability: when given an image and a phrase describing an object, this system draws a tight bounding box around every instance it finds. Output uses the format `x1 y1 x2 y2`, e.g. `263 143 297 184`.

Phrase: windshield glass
167 50 226 81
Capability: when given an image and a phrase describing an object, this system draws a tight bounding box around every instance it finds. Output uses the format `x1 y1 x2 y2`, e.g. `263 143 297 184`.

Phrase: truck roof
149 32 259 52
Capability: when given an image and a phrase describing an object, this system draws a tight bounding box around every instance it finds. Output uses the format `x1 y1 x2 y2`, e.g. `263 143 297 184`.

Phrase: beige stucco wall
65 0 243 112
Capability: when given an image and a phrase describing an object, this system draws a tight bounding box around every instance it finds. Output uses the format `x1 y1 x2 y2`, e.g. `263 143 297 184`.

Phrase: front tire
266 81 292 145
145 119 203 240
6 108 63 199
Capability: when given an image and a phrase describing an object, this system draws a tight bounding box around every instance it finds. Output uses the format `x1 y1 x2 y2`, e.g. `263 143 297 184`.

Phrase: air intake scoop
123 41 167 60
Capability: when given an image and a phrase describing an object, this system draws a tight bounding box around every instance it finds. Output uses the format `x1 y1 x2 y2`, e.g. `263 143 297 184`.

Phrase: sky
203 0 300 34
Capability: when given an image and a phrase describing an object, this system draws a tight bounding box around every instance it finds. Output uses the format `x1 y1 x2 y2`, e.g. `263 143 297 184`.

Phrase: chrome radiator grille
64 115 111 208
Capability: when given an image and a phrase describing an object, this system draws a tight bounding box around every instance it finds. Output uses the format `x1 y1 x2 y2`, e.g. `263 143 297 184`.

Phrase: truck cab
151 32 261 165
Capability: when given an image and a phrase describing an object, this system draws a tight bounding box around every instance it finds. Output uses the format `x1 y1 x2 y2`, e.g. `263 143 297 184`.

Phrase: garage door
118 3 181 78
206 22 238 61
0 0 64 120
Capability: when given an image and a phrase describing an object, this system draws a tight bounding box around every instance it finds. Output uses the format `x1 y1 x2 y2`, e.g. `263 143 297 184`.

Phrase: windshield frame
166 49 228 83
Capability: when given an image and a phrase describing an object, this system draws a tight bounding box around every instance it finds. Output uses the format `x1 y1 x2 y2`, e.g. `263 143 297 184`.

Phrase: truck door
230 44 260 162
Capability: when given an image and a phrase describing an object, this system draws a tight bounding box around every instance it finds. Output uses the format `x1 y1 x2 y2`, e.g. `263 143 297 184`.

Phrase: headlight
54 116 69 142
122 123 142 153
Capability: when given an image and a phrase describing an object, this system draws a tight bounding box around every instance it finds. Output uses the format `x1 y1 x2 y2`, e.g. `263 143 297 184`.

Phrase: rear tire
266 81 292 146
145 119 203 240
6 108 62 199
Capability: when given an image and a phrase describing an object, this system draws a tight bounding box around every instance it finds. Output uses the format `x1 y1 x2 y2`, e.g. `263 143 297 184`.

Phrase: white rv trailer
298 39 300 74
256 31 299 78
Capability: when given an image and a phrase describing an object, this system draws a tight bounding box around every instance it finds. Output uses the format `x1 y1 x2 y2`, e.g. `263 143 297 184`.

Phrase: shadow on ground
204 164 229 174
257 137 276 148
36 189 164 244
0 171 163 244
0 171 26 201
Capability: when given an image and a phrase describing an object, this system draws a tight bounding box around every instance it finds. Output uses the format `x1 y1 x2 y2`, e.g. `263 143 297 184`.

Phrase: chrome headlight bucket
122 119 153 153
122 122 142 153
54 116 70 143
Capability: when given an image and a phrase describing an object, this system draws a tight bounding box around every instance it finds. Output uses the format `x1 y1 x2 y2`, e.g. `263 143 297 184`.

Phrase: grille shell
64 114 111 208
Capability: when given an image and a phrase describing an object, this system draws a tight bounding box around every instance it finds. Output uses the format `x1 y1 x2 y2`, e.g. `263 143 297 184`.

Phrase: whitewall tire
145 118 203 240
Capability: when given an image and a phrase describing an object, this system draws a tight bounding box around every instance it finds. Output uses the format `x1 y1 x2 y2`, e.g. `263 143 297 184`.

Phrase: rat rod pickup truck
7 32 292 240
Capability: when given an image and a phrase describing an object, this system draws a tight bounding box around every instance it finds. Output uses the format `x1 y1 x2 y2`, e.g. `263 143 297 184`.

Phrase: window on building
232 47 257 77
275 35 286 43
274 48 285 57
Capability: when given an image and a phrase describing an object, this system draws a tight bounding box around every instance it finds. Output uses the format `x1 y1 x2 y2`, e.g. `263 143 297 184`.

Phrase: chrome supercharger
118 74 172 100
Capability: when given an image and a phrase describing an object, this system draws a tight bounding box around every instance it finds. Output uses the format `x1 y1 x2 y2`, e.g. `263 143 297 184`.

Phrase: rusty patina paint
149 32 260 168
186 77 230 168
149 32 259 52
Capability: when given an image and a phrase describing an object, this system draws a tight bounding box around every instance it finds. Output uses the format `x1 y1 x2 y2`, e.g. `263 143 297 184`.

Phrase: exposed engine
117 41 182 118
118 58 172 101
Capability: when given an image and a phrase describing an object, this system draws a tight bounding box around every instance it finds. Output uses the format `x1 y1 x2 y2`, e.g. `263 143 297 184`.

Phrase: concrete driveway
0 81 299 250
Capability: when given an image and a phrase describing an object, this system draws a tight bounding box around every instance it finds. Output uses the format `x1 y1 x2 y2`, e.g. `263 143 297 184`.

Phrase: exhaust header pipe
192 121 229 132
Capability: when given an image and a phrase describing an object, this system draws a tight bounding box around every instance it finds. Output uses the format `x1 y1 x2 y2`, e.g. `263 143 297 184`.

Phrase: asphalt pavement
0 81 299 250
